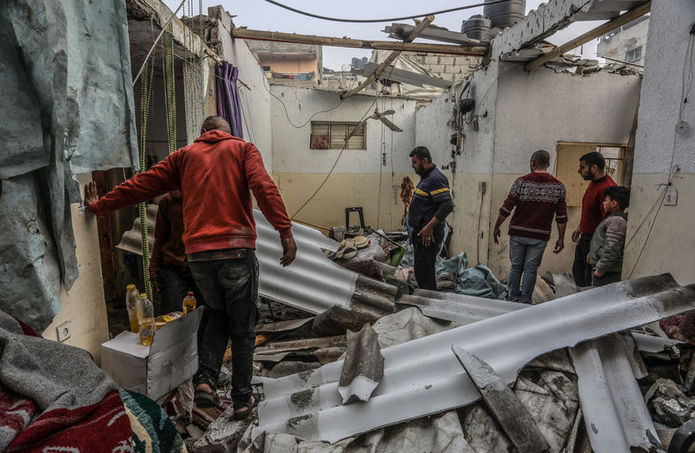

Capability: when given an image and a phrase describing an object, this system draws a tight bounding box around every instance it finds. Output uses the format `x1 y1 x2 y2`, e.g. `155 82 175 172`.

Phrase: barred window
310 121 366 150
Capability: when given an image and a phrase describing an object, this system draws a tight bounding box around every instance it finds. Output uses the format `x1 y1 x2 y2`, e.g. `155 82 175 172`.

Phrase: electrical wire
626 32 694 276
290 64 397 218
263 0 514 23
377 97 385 228
264 84 347 129
291 90 385 219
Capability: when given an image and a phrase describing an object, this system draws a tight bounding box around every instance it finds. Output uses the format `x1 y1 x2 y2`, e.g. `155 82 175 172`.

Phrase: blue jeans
508 235 548 304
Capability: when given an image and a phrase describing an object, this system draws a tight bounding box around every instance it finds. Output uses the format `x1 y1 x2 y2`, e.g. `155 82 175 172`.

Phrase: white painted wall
415 60 641 279
208 6 274 172
493 64 641 174
489 63 641 278
625 0 695 284
270 85 418 174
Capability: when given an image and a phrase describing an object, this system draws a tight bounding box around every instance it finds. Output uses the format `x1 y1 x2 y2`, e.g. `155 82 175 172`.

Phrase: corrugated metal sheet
398 289 524 324
570 334 661 452
116 206 396 316
256 274 695 443
400 290 677 353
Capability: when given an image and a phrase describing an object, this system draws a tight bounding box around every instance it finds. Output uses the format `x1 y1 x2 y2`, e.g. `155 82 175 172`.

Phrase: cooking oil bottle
125 284 140 333
138 293 155 346
182 291 197 314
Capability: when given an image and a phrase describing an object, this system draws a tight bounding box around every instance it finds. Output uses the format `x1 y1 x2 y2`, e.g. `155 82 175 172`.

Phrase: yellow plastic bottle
182 291 197 314
138 293 155 346
125 284 140 333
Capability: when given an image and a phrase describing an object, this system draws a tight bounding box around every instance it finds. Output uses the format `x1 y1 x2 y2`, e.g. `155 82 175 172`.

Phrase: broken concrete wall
207 6 274 172
489 65 641 279
625 0 695 285
415 61 640 277
270 85 419 229
415 63 500 263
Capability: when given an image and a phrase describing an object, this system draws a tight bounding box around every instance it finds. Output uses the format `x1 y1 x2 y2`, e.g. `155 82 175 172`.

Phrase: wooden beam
385 23 480 46
231 27 487 56
342 16 434 99
524 1 651 71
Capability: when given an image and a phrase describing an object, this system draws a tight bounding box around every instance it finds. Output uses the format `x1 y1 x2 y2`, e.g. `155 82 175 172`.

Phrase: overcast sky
164 0 604 69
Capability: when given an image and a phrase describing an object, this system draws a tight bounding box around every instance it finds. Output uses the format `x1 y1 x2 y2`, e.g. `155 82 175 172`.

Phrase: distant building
246 41 322 81
597 15 649 67
351 57 368 70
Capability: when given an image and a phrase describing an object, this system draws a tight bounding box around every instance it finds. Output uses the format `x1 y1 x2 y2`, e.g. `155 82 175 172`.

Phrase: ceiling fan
368 108 403 132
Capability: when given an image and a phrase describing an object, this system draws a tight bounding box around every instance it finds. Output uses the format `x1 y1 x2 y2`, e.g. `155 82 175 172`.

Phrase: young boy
588 186 630 286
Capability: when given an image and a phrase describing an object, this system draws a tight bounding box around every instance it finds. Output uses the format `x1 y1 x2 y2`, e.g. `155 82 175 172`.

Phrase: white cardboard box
101 308 203 400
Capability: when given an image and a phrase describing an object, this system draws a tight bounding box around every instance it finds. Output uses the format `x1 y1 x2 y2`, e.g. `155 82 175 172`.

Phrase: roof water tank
483 0 526 29
461 15 491 40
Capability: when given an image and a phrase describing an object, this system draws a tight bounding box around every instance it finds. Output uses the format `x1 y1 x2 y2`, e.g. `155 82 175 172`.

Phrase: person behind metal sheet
588 186 629 287
493 150 568 304
150 190 203 315
571 151 617 287
83 116 297 420
407 146 454 290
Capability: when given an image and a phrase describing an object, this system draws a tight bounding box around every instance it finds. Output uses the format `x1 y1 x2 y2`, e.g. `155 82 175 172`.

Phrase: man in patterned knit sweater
493 150 568 304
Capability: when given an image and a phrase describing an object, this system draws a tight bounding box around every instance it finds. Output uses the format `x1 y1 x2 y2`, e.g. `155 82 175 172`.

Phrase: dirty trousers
158 265 204 315
188 251 258 405
413 225 444 290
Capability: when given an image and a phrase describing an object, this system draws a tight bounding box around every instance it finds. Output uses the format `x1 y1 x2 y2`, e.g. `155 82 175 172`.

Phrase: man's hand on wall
280 237 297 267
84 181 99 210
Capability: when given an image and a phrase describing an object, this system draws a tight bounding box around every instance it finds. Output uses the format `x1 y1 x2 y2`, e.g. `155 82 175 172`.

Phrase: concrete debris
452 346 551 453
312 306 375 337
460 350 579 452
339 324 384 404
645 379 695 428
191 404 254 453
257 274 695 443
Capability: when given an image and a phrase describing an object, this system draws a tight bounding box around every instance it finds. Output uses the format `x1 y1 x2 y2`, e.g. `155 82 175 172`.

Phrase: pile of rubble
176 228 695 453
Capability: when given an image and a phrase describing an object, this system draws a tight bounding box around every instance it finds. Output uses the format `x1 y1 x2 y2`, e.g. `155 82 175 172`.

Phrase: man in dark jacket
85 116 296 419
150 189 203 314
407 146 454 290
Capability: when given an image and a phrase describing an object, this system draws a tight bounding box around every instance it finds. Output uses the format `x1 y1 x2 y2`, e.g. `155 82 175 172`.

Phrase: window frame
310 121 367 150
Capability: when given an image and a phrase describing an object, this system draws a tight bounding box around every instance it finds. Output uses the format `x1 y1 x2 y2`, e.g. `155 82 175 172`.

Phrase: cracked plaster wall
415 58 641 279
624 0 695 284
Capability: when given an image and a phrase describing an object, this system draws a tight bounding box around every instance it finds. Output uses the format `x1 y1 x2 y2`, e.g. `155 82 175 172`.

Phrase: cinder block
445 65 461 74
439 56 455 65
428 64 445 73
424 56 440 65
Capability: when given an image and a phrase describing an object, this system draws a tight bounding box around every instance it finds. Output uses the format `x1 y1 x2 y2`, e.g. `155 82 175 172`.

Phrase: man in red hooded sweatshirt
84 116 296 419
